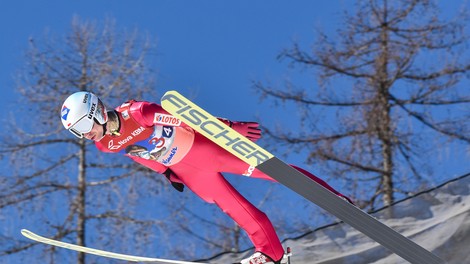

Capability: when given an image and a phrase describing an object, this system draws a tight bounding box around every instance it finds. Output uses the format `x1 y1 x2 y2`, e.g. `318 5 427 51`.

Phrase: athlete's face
83 121 105 142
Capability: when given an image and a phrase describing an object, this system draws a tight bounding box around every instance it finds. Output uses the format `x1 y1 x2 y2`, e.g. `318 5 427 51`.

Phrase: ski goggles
68 115 94 138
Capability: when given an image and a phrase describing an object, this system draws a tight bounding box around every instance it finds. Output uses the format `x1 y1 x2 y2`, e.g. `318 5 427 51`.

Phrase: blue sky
0 1 350 117
1 0 468 199
0 1 355 259
0 0 468 207
1 1 465 123
0 0 468 260
1 0 465 133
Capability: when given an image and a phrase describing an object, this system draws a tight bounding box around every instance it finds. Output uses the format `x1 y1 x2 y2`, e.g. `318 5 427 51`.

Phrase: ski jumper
95 100 351 261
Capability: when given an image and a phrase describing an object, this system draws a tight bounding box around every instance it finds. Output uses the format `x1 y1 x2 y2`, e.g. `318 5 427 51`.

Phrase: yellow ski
161 90 446 264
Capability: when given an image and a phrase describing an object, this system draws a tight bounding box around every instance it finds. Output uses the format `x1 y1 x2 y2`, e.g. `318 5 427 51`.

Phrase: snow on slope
207 174 470 264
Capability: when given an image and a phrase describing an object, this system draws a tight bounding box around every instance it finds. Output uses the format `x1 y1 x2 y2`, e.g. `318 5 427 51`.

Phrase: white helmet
61 91 108 138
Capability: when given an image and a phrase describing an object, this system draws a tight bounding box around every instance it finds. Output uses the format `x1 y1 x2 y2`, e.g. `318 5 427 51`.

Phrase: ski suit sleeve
130 101 261 141
218 118 262 142
132 101 262 141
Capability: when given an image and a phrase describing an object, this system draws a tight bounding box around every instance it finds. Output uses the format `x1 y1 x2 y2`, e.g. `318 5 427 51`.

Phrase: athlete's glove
163 169 185 192
229 121 262 142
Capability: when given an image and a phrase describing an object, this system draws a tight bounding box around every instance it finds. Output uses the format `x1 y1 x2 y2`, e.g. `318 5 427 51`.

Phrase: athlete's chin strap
101 119 108 136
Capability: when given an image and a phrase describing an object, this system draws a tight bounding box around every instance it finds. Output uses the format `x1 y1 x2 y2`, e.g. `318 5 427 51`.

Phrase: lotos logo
153 113 181 126
61 105 70 120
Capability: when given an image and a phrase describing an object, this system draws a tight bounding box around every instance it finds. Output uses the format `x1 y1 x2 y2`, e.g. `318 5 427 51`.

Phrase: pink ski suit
95 100 351 262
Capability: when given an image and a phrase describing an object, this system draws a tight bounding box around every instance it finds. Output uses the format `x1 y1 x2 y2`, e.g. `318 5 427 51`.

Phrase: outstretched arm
129 101 180 127
219 119 262 142
131 101 262 142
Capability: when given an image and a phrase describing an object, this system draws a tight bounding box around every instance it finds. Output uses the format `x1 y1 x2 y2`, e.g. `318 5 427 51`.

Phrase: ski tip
161 90 180 101
21 229 38 239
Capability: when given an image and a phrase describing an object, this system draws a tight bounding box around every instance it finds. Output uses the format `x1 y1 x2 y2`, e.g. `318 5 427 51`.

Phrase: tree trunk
378 5 394 206
77 139 87 264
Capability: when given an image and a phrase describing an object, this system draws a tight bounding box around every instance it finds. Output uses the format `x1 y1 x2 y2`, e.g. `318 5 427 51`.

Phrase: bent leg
175 169 285 261
244 164 354 205
289 165 354 204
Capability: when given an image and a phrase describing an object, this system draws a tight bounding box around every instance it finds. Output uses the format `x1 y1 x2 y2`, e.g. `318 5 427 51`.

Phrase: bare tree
0 16 264 263
0 16 173 263
255 0 470 210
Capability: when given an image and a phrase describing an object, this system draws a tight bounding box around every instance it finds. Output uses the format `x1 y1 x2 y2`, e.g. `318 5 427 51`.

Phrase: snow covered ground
207 174 470 264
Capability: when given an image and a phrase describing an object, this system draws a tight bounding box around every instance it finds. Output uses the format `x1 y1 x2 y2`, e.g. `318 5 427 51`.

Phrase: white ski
161 90 446 264
21 229 207 264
